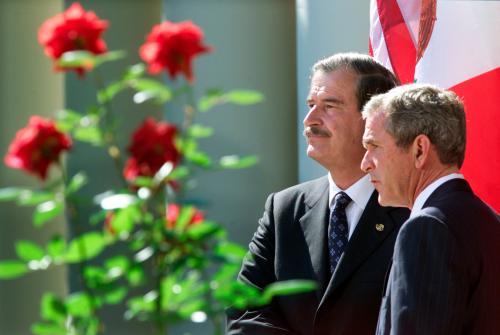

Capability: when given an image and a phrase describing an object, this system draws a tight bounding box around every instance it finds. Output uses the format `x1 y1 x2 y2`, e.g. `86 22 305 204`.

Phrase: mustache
303 126 331 138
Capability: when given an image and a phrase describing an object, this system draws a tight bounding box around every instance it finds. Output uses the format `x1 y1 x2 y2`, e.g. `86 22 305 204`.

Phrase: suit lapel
299 178 330 295
319 191 398 306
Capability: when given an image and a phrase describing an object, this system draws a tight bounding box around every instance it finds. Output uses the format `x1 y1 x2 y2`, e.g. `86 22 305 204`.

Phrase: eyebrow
306 97 344 105
362 137 376 147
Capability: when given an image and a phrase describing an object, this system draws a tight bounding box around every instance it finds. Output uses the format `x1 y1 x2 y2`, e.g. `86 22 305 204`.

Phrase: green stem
154 252 166 335
92 68 127 188
61 169 102 334
212 314 223 335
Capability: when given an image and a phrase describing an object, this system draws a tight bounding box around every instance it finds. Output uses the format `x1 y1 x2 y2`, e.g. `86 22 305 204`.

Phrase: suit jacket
376 179 500 335
227 176 409 335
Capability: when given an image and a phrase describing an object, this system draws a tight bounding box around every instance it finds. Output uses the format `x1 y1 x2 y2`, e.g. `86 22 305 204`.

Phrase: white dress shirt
328 173 374 239
410 173 464 219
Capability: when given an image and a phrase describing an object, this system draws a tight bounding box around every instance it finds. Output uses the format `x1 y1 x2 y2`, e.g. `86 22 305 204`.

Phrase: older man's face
303 68 366 173
361 111 414 208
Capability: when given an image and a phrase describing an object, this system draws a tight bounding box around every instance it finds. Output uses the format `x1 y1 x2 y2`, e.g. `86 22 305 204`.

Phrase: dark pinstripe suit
376 179 500 335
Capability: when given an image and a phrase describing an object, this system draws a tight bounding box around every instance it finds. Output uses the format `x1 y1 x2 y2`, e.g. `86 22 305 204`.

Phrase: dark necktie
328 191 352 275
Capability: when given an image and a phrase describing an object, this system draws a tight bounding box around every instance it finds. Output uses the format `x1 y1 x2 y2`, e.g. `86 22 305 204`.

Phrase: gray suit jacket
376 178 500 335
227 176 409 335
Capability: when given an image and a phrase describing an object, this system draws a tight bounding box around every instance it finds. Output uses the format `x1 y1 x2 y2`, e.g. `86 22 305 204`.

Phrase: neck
409 165 460 208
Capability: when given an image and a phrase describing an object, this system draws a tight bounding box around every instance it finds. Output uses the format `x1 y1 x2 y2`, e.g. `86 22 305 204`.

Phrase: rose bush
0 3 315 335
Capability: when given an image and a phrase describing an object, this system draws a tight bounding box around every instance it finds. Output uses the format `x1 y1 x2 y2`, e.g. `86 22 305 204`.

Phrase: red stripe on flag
451 67 500 212
368 39 373 56
376 0 416 83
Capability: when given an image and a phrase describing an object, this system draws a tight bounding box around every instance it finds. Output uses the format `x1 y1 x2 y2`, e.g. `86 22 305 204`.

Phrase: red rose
166 203 204 229
38 2 108 76
139 20 212 82
123 118 180 181
4 116 72 180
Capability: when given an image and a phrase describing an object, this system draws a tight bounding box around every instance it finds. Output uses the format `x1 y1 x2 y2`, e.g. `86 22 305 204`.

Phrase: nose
360 150 373 173
303 105 320 128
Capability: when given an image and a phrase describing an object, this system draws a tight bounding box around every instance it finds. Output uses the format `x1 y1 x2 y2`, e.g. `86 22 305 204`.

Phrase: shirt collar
328 173 374 210
410 173 464 218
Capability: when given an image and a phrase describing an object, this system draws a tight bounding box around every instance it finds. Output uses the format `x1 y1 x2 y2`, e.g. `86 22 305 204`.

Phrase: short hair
312 52 399 110
363 84 466 168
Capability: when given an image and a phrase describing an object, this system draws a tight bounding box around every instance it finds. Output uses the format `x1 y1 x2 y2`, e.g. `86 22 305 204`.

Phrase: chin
377 194 393 207
378 194 406 208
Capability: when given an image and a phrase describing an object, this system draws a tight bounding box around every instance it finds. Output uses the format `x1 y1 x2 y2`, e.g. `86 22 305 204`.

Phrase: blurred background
0 0 368 333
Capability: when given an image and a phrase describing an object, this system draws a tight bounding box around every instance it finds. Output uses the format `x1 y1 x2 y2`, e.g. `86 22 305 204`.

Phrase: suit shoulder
272 176 328 205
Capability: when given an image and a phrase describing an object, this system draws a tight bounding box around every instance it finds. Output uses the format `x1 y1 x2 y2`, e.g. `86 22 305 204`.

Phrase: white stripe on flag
415 1 500 88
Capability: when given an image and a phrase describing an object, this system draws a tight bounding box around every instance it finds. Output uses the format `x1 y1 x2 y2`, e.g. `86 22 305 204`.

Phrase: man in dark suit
361 84 500 335
226 53 409 335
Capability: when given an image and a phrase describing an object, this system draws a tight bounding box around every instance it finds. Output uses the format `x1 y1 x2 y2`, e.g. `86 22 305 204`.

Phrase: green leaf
66 292 93 317
226 90 264 105
103 286 128 305
168 166 190 181
57 51 95 68
185 150 212 168
46 235 66 261
213 263 241 283
74 126 103 146
33 200 63 227
15 240 45 262
55 109 82 132
132 176 154 188
259 280 317 305
124 63 146 80
217 281 261 309
93 50 126 67
57 50 125 70
31 322 67 335
171 206 196 231
17 190 55 206
186 221 224 241
188 124 214 138
65 232 106 263
127 265 145 287
0 187 26 202
97 81 126 104
219 155 259 169
130 78 172 104
198 89 264 112
198 90 224 112
40 293 66 322
213 241 247 262
104 256 130 281
66 172 88 194
111 206 142 235
0 260 28 279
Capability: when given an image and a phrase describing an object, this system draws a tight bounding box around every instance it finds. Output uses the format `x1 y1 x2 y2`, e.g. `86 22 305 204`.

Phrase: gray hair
363 84 466 168
312 52 399 110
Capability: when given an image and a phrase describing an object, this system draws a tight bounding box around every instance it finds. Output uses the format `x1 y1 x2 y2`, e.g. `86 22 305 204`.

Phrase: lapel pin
375 223 385 232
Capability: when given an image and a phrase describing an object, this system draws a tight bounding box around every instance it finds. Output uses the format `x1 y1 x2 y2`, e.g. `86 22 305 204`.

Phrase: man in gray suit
227 53 409 335
361 84 500 335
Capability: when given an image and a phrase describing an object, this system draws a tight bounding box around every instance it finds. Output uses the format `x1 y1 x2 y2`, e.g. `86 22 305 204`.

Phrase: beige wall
0 0 67 334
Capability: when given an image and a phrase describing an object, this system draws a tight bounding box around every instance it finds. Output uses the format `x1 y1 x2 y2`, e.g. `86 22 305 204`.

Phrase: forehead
308 68 358 97
364 111 387 137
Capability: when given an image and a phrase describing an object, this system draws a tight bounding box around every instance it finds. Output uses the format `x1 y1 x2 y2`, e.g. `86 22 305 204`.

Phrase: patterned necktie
328 191 352 275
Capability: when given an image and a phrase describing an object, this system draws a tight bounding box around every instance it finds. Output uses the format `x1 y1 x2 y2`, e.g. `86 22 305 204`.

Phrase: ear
411 134 431 169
